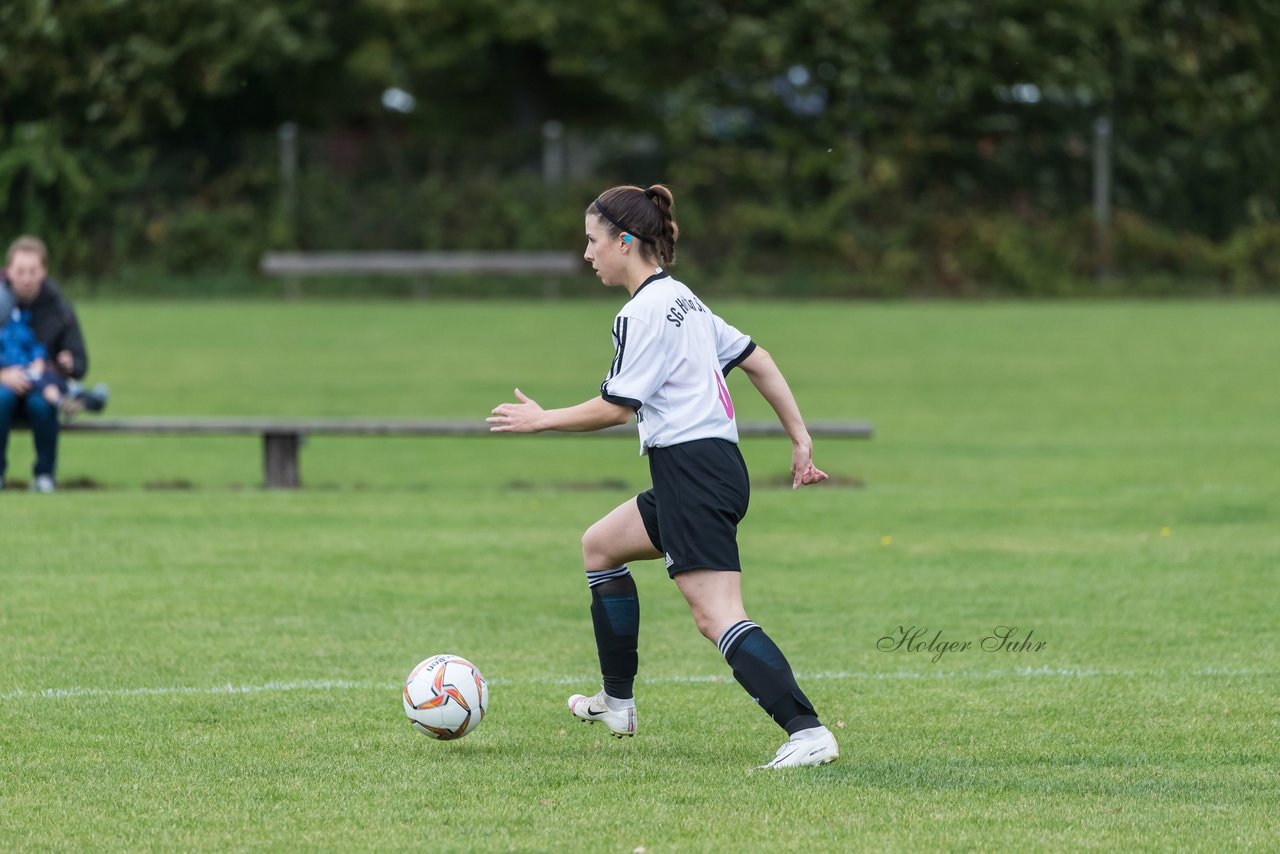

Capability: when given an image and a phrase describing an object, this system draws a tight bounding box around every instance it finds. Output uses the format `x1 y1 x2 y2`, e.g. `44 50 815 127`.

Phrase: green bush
146 202 264 274
1222 221 1280 291
25 141 1279 298
1109 210 1226 281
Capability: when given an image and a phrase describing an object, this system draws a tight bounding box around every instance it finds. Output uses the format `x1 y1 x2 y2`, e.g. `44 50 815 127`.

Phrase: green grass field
2 298 1277 850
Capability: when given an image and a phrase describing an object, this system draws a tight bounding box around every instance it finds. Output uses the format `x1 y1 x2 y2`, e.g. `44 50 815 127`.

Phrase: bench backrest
260 251 581 276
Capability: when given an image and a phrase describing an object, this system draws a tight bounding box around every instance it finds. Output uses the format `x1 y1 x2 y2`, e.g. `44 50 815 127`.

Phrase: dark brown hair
587 184 679 266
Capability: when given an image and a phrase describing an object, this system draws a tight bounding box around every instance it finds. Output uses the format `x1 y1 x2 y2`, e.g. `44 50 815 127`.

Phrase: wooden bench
259 251 582 298
59 417 874 489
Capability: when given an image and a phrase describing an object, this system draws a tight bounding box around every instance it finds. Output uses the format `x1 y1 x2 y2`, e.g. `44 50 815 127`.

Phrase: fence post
278 123 299 244
542 120 566 186
278 122 301 298
1092 115 1113 279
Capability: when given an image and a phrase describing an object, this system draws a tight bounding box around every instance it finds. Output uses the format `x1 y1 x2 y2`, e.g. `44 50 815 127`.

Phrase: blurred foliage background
1 0 1277 295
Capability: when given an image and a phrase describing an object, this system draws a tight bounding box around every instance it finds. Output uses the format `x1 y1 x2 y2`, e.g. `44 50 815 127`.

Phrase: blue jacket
0 307 48 368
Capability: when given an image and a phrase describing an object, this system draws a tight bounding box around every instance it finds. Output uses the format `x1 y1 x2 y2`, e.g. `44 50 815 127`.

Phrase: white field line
0 666 1266 702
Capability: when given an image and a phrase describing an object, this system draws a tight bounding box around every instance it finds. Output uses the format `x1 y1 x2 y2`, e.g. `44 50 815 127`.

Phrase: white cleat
567 690 637 738
758 725 840 769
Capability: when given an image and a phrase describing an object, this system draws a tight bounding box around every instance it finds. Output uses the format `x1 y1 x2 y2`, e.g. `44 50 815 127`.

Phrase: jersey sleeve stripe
616 317 629 377
722 340 757 376
606 316 628 382
600 390 641 410
607 317 622 380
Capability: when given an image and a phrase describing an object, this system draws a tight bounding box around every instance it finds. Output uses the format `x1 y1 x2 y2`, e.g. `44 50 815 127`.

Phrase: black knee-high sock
586 567 639 700
718 620 820 735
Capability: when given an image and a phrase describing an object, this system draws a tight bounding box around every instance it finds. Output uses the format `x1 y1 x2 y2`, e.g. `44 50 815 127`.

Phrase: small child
0 305 66 406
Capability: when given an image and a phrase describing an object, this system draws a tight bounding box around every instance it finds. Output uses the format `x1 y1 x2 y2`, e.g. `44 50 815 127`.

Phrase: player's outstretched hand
488 388 545 433
791 444 829 489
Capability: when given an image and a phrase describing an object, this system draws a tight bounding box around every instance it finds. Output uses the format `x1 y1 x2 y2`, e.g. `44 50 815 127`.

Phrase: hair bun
644 188 658 201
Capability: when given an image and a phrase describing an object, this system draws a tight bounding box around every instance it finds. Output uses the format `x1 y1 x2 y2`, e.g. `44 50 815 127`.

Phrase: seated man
0 236 90 493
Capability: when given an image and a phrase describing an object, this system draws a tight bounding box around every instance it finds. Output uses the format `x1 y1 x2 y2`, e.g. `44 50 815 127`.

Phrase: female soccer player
488 184 838 769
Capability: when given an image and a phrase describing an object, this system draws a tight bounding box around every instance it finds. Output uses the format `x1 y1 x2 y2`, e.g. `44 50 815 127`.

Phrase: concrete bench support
263 432 301 489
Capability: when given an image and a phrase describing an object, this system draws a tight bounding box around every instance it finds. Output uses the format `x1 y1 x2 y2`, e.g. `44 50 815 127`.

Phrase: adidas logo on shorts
664 552 674 568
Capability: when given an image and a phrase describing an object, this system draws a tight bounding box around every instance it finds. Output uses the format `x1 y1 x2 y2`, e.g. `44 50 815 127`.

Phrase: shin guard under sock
718 620 820 735
586 568 639 700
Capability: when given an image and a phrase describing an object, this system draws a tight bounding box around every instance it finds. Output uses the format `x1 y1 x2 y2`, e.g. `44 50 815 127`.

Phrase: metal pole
541 120 565 187
278 122 299 249
1092 115 1112 279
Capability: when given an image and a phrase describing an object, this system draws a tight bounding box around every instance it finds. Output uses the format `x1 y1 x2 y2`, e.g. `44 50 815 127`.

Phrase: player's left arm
488 389 632 433
737 346 829 489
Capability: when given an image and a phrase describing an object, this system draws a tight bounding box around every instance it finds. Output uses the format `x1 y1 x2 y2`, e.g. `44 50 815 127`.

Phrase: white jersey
600 270 756 454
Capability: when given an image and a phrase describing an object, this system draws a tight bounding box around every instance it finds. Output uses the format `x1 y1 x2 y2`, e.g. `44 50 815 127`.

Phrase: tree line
2 0 1277 293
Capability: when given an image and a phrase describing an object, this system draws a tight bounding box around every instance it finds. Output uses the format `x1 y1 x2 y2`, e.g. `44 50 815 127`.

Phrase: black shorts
635 438 750 577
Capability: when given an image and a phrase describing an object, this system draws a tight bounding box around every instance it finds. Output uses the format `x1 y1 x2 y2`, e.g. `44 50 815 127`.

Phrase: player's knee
581 526 612 572
691 607 743 643
693 614 720 641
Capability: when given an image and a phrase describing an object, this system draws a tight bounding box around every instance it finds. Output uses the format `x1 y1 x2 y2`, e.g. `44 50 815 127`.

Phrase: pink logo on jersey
714 370 735 419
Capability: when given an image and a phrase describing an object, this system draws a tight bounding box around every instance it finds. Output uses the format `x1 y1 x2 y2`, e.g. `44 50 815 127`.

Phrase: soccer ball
402 654 489 740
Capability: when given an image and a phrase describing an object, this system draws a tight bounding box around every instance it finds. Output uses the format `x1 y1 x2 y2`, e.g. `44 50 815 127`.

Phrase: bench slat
260 251 581 276
62 418 873 439
51 417 871 488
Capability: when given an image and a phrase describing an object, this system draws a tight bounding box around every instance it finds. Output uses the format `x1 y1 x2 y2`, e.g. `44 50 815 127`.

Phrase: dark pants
0 388 60 478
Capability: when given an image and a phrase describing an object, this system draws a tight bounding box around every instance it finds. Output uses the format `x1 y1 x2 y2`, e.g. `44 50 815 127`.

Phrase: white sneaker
758 726 840 769
567 690 637 738
31 475 55 494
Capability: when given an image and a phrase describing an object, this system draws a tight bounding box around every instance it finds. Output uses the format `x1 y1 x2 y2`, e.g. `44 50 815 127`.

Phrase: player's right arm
737 346 829 489
488 389 632 433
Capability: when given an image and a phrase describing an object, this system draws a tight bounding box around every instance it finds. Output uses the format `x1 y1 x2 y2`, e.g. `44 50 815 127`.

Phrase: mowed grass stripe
3 665 1275 703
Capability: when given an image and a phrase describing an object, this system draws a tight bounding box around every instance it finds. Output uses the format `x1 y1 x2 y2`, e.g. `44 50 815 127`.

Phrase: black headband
593 197 655 244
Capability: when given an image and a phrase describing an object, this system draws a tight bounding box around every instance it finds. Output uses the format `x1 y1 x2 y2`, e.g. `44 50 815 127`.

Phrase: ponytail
643 185 679 266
